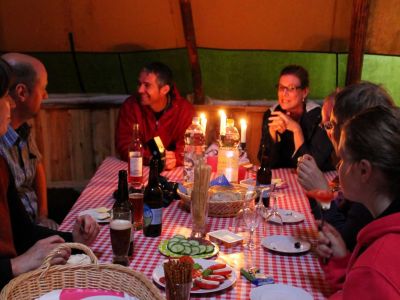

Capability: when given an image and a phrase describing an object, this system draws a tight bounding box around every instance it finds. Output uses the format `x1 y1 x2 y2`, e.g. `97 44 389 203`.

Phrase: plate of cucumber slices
158 235 219 258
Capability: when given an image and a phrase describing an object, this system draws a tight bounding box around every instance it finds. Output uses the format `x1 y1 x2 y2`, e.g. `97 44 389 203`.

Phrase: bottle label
129 154 142 177
143 204 162 226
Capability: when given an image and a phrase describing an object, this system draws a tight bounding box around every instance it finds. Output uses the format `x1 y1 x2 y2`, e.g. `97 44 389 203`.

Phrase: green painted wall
27 49 400 106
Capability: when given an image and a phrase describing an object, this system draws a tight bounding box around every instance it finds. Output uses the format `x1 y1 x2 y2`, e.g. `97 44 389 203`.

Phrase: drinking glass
233 190 257 233
110 207 132 266
263 192 284 235
129 184 144 230
243 204 262 250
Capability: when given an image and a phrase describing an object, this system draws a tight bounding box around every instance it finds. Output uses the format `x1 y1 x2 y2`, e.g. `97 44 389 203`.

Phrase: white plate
250 283 313 300
152 258 237 294
262 235 311 254
78 207 111 223
276 209 305 224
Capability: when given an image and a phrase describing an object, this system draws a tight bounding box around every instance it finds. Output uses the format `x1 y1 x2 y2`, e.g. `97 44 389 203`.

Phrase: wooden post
346 0 370 85
179 0 204 104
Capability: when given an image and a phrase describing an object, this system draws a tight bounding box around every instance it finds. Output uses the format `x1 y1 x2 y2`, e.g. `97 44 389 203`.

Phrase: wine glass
263 192 284 235
243 203 262 250
233 190 257 233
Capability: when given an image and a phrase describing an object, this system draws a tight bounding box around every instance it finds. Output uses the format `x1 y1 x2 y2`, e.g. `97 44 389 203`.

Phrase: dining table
60 156 335 299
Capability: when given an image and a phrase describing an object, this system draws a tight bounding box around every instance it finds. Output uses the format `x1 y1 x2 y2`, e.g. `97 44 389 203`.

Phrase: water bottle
217 119 240 182
184 117 206 183
221 119 240 148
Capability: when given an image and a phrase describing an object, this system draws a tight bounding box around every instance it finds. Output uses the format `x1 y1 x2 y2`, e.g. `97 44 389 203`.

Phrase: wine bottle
128 123 143 188
143 157 163 237
114 170 134 255
257 146 272 207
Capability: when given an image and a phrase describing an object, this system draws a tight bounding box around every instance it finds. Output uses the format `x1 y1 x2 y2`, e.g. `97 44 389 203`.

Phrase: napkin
210 174 232 187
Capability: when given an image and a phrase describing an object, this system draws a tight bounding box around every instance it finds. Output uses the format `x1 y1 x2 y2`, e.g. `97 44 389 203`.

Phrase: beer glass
129 188 144 230
110 207 132 266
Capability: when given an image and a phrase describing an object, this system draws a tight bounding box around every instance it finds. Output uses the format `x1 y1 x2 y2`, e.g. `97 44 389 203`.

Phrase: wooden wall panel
35 104 267 189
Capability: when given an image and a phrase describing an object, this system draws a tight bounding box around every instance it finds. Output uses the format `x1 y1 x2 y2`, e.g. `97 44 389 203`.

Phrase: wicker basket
0 243 165 300
178 183 257 217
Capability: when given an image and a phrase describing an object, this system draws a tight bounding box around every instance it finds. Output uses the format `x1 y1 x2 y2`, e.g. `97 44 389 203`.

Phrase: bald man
0 53 57 229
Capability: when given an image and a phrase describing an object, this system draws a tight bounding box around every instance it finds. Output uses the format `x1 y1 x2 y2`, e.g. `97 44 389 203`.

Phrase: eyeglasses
321 120 336 131
276 84 302 94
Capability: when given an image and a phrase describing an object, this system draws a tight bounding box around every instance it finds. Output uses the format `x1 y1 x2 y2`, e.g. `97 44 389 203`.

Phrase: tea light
240 119 247 143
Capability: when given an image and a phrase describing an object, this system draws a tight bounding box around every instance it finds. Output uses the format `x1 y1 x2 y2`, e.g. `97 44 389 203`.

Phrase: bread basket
178 183 257 217
0 243 164 300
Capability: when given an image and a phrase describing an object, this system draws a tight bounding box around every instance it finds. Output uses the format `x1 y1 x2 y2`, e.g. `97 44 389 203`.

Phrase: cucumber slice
170 244 184 254
173 234 186 240
206 244 215 253
169 237 182 243
167 241 178 251
183 246 192 255
190 246 200 256
188 240 200 246
198 245 206 254
181 242 191 247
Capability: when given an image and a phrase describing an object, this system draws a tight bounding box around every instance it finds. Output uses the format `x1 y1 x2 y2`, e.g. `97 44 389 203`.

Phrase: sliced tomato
305 189 334 203
194 278 220 289
212 267 232 277
191 286 201 291
207 263 226 271
179 255 194 265
192 269 202 279
203 275 225 283
159 277 166 284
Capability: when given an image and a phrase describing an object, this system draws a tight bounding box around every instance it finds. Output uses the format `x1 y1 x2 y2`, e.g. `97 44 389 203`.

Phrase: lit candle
200 113 207 135
240 119 247 143
219 110 226 136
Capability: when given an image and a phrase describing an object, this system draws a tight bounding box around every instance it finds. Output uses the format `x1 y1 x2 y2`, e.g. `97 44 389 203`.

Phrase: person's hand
38 216 59 230
268 112 287 136
10 235 69 277
297 154 329 191
270 111 302 133
165 150 177 170
315 221 348 259
72 215 99 246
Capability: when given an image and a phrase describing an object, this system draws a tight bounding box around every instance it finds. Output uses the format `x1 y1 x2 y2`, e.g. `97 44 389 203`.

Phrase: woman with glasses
317 106 400 299
258 65 334 171
297 82 395 251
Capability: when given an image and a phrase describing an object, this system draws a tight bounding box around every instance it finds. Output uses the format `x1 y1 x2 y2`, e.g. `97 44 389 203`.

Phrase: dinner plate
276 209 305 224
250 283 313 300
152 258 237 294
158 240 219 259
78 207 111 223
240 178 287 190
261 235 311 254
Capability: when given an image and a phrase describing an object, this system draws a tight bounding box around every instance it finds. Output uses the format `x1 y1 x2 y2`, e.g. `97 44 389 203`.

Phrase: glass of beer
129 190 144 231
110 207 132 266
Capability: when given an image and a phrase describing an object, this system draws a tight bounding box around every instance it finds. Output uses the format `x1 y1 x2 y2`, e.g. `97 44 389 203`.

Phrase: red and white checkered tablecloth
60 156 335 299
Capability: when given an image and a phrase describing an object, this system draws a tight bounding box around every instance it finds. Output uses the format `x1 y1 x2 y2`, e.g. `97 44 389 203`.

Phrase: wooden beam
179 0 205 104
346 0 371 85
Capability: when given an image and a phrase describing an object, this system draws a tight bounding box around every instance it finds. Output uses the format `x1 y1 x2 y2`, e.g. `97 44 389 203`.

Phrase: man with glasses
297 81 395 250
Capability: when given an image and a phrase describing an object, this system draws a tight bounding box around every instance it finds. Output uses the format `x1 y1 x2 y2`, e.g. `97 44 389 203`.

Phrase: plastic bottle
184 117 206 183
143 157 163 237
221 119 240 148
128 123 143 188
113 170 134 256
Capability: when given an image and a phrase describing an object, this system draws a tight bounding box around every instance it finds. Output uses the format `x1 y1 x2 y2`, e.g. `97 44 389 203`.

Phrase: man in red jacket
116 62 195 170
